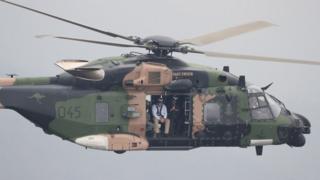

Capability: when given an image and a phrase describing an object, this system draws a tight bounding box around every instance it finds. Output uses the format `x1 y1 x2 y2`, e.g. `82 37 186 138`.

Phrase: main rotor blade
203 51 320 66
37 35 146 48
181 21 274 46
0 0 136 42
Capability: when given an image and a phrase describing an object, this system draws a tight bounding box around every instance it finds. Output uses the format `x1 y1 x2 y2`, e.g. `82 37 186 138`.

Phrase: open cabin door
145 94 193 138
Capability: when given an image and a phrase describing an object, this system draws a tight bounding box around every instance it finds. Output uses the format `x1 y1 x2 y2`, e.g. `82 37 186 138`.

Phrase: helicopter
0 0 316 156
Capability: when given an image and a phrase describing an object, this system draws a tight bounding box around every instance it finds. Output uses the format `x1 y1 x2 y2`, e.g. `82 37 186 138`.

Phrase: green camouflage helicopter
0 0 316 156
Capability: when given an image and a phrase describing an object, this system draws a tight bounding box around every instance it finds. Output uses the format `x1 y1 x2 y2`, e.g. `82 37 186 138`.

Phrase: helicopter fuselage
0 54 310 155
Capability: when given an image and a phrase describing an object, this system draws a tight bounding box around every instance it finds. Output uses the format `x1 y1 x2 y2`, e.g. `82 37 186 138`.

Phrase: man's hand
159 118 166 123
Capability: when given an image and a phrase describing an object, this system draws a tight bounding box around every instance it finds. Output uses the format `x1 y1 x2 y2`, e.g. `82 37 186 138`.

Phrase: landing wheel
255 146 263 156
288 134 305 147
114 150 126 154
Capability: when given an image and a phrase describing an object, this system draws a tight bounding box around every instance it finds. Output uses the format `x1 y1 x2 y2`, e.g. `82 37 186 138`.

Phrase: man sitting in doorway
152 96 170 137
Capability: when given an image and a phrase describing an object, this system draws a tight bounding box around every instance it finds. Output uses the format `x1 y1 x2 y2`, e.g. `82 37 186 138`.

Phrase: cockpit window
247 85 281 120
257 96 268 106
265 94 281 118
249 96 259 109
267 94 286 109
251 106 273 120
249 95 273 120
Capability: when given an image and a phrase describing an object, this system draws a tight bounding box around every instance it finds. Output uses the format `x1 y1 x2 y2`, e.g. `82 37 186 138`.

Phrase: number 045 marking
57 106 81 119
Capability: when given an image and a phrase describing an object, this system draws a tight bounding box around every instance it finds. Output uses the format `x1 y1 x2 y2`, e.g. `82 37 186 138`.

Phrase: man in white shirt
152 96 170 137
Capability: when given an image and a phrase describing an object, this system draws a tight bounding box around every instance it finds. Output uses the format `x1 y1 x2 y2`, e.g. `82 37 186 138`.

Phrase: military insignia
29 93 46 104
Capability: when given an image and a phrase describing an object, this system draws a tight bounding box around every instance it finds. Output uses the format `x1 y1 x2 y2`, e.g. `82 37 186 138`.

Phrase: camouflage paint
50 91 129 139
15 77 51 86
0 54 310 154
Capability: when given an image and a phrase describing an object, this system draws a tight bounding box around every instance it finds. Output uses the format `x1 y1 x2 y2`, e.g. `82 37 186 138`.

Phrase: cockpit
247 85 282 120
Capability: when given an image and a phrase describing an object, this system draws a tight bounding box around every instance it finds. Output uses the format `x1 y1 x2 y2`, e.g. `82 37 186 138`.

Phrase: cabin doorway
146 94 192 138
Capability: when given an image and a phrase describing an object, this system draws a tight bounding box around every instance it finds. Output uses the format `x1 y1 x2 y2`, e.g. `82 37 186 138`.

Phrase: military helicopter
0 0 316 156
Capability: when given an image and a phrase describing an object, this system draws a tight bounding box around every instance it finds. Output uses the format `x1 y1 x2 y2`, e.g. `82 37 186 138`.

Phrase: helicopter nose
293 113 311 134
285 113 310 147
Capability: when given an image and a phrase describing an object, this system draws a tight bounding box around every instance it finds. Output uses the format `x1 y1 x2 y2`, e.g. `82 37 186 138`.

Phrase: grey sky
0 0 319 180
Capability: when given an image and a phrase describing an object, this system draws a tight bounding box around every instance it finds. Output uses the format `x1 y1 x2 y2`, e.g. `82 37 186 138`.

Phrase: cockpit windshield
267 93 286 110
247 85 282 120
265 94 281 117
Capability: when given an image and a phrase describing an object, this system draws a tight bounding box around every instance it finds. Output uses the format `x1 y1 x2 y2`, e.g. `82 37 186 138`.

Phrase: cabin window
148 72 161 84
204 103 221 123
96 103 109 122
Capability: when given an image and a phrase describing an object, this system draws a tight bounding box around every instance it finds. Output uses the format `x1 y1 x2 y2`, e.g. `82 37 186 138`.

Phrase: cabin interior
145 94 193 138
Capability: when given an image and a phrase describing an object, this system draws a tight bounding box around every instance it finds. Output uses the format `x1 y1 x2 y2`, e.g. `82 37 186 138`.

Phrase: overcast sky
0 0 319 180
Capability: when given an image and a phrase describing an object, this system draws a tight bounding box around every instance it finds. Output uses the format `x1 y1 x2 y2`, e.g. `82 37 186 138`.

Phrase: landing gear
288 133 306 147
255 146 263 156
114 150 126 154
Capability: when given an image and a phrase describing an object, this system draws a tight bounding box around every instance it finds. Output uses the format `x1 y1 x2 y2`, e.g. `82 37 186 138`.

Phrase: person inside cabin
169 96 181 136
152 96 170 137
